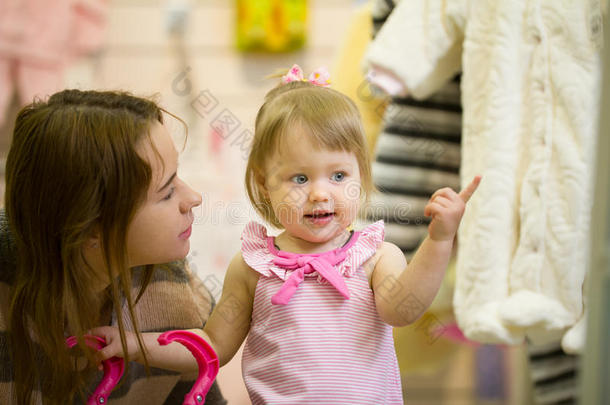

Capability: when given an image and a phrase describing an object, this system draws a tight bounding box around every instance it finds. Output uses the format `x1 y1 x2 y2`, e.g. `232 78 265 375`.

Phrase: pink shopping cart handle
158 330 219 405
66 335 125 405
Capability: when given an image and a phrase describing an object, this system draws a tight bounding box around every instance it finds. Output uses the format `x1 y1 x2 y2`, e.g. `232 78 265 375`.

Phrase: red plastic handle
158 330 219 405
66 335 125 405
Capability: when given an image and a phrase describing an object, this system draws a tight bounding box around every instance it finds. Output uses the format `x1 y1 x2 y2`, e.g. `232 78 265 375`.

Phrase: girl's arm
203 251 258 366
371 176 481 327
93 251 258 373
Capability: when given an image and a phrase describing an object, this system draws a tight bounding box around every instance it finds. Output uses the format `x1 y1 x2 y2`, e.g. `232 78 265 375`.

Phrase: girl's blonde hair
245 80 374 228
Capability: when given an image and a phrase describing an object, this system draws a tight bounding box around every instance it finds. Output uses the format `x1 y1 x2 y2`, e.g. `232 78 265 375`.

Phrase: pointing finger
458 175 482 203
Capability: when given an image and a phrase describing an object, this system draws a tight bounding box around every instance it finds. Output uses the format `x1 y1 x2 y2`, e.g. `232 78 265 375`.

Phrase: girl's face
126 121 202 266
262 130 361 245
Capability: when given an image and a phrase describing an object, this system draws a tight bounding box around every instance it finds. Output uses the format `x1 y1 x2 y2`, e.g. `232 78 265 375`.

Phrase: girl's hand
424 176 481 241
89 326 142 367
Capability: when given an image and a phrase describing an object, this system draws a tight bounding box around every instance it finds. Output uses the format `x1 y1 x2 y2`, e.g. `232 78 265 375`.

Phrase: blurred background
1 1 608 404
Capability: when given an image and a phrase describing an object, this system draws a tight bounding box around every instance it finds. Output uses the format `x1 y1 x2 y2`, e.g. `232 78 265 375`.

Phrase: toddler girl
95 65 480 404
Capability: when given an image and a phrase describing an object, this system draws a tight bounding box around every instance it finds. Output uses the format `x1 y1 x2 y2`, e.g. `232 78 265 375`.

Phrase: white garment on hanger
364 0 603 353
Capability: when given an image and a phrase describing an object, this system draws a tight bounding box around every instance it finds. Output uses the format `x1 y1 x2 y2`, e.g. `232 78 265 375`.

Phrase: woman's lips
179 225 192 239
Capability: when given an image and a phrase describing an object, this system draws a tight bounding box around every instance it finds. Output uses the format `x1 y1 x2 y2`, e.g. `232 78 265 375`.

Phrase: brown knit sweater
0 211 226 404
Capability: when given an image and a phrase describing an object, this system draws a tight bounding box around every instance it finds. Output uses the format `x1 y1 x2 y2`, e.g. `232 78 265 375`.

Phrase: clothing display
365 0 603 353
240 221 403 404
368 77 462 261
0 211 226 404
0 60 64 128
333 0 467 378
0 0 108 127
330 0 386 153
526 341 579 404
366 0 462 327
0 0 606 402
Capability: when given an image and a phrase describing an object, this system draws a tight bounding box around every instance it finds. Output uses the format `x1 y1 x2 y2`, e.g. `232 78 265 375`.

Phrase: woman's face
126 121 202 266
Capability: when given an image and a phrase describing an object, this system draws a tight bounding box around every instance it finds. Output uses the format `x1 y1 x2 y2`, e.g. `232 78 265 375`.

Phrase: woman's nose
180 182 202 213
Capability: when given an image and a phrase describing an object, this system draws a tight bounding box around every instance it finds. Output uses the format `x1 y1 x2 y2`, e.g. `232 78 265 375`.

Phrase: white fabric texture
364 0 602 353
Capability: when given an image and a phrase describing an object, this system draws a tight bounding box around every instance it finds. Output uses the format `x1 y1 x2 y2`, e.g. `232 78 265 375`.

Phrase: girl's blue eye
291 175 308 184
331 172 346 182
163 187 175 201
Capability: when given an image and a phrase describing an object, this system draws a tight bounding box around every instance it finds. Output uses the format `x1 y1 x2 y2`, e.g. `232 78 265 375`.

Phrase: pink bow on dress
271 250 349 305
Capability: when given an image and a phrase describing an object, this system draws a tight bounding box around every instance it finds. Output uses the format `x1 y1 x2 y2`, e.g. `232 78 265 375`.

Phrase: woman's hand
424 176 481 241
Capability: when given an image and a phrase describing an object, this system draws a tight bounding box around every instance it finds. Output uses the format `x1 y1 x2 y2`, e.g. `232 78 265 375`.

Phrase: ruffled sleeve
342 220 385 276
240 221 287 279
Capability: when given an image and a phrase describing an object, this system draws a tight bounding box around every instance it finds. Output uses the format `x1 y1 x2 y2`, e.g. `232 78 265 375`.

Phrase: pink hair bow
281 64 331 87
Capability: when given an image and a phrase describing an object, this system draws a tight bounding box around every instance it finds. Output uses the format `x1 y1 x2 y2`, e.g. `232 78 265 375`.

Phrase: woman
0 89 226 404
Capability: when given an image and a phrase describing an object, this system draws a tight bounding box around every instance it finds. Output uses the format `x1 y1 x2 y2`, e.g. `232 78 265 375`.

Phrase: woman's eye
291 175 308 184
163 187 175 201
331 172 346 182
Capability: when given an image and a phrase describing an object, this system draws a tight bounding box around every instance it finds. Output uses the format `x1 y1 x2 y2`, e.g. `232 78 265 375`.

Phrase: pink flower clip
281 64 331 87
308 67 331 87
281 64 305 84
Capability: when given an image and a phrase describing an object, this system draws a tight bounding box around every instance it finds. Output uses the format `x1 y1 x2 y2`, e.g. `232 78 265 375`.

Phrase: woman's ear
85 226 102 249
87 237 100 249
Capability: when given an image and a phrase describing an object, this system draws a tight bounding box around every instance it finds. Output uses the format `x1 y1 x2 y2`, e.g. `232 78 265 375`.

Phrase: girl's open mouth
304 212 335 225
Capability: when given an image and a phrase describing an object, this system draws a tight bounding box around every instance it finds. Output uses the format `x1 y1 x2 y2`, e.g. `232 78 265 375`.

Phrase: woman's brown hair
5 89 168 404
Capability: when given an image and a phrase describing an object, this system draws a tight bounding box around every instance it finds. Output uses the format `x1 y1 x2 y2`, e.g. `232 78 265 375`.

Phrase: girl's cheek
265 175 285 194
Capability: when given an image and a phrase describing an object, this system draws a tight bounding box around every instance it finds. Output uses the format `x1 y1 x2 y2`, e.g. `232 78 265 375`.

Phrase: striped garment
240 221 403 404
526 340 579 404
367 78 462 262
0 210 226 405
366 1 462 262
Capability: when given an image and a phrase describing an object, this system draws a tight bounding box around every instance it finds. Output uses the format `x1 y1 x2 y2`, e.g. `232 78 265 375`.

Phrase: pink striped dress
240 221 403 404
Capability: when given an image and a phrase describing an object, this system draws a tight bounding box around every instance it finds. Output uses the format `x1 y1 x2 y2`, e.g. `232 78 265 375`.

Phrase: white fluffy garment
364 0 603 353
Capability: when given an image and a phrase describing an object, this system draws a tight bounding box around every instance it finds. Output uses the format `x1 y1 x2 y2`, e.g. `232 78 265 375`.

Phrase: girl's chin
302 226 346 242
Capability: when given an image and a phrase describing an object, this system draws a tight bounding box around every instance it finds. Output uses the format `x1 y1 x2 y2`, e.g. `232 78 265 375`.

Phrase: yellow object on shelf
236 0 307 52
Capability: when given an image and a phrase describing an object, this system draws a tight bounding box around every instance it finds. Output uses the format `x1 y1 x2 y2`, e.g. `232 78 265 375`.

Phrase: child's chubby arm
92 251 259 373
203 250 259 366
371 176 481 327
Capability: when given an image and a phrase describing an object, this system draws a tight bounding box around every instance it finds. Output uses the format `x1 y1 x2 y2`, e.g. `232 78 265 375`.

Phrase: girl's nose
180 182 202 213
308 184 330 202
